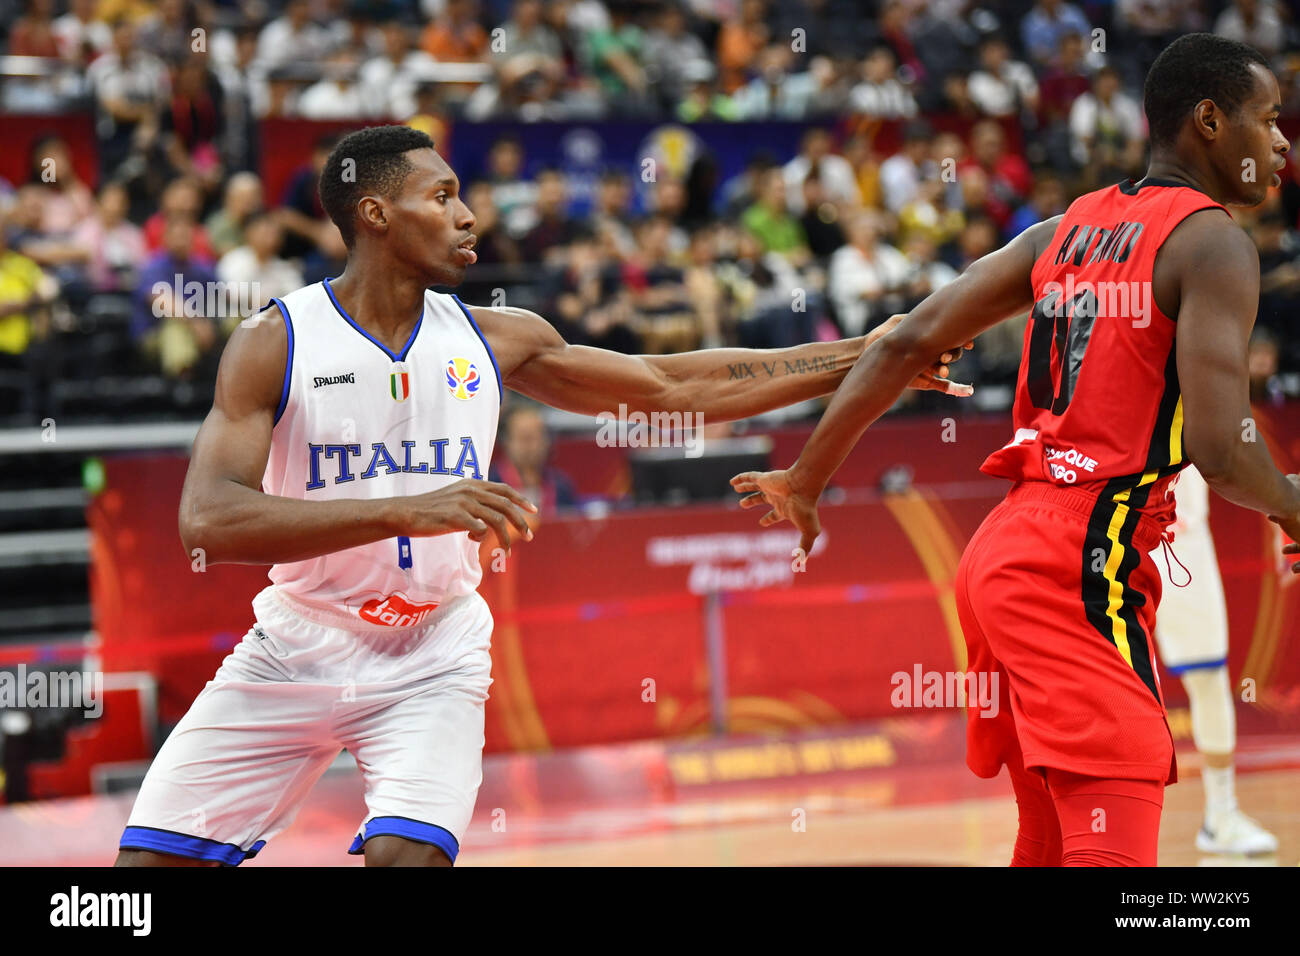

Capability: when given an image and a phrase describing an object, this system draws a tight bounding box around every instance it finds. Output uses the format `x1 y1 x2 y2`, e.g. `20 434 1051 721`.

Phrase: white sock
1202 763 1238 822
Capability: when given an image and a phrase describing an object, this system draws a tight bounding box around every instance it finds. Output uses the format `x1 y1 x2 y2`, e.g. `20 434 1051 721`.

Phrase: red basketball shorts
955 481 1177 785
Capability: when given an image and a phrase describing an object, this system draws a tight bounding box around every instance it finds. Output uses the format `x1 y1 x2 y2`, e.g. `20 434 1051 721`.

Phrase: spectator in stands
360 20 437 119
741 168 809 265
491 0 565 86
624 216 698 353
968 35 1039 120
1116 0 1207 82
909 3 979 113
143 177 214 260
297 47 366 119
255 0 333 73
798 172 847 262
71 180 145 293
582 0 651 112
9 0 60 58
732 229 817 348
897 177 965 250
6 184 88 281
1214 0 1286 60
1006 171 1066 239
1068 64 1145 188
134 215 217 379
162 54 226 192
849 44 918 119
520 169 579 264
211 25 263 173
463 181 521 266
136 0 201 65
783 128 858 216
421 0 489 63
592 168 637 260
0 212 58 361
205 171 263 258
643 3 712 111
482 135 539 240
1037 31 1093 171
939 70 980 121
827 208 910 337
27 135 95 236
675 63 741 122
216 211 303 332
879 120 933 214
489 403 578 514
276 135 333 259
960 120 1033 232
1021 0 1094 69
302 221 348 286
1248 328 1287 405
86 18 170 182
52 0 111 67
730 43 809 120
683 225 727 348
900 232 958 310
716 0 769 95
841 133 883 210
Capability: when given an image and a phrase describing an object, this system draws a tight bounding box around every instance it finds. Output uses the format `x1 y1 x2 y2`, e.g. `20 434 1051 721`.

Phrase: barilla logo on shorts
358 592 439 628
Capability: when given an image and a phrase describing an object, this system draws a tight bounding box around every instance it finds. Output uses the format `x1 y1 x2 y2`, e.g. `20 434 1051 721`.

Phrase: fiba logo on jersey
445 357 481 401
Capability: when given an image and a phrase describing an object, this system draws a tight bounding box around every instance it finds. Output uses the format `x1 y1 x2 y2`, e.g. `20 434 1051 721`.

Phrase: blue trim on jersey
119 826 266 865
346 815 459 863
1165 656 1228 675
271 297 294 426
452 294 503 399
322 277 424 363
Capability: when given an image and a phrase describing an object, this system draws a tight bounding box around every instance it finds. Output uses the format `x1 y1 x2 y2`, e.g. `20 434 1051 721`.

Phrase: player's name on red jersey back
982 177 1230 524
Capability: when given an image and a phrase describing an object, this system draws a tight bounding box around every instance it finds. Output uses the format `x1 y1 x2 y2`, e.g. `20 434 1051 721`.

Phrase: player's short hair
318 125 437 247
1144 33 1270 151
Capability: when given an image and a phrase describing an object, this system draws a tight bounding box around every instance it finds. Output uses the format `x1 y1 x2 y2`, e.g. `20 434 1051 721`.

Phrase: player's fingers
471 504 512 554
731 471 761 492
464 515 489 541
739 492 767 509
799 529 819 556
479 492 535 540
943 379 974 397
758 509 785 527
483 481 539 513
1283 542 1300 555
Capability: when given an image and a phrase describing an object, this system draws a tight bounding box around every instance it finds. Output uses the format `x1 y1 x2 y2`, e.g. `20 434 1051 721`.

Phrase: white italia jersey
261 278 501 630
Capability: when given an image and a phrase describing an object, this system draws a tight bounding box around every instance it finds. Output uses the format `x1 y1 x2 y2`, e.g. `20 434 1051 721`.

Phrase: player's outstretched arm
469 306 971 423
730 215 1060 555
1171 210 1300 548
178 305 535 566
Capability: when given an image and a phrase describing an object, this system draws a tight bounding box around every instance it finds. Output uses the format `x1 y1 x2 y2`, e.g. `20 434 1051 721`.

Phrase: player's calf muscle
363 836 453 867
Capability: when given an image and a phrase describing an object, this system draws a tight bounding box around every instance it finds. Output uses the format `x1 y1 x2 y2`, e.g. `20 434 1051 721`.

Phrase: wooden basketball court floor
1 719 1296 867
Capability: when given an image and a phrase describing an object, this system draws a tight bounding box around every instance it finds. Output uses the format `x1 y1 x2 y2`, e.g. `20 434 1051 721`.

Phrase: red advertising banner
86 408 1300 752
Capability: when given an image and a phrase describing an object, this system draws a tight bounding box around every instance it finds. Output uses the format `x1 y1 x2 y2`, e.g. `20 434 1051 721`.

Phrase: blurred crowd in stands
1 0 1300 425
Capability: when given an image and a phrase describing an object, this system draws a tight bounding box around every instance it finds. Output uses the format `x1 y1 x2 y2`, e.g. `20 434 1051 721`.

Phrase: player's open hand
730 468 823 557
866 314 974 397
401 479 538 554
1268 475 1300 574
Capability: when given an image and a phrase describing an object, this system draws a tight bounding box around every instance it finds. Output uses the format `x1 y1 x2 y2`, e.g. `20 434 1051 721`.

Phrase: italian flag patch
390 364 411 401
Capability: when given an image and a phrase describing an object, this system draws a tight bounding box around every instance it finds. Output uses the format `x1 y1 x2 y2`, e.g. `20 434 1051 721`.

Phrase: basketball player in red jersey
732 33 1300 866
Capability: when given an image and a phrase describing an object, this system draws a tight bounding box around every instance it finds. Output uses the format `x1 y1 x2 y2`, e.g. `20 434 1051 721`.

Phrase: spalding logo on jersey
357 591 439 628
446 357 480 401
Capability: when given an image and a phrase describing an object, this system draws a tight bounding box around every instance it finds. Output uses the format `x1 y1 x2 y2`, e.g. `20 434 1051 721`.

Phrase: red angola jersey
981 177 1230 527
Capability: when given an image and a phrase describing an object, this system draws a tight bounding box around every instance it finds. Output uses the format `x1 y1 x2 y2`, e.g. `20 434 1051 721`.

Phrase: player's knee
362 835 453 867
114 849 222 867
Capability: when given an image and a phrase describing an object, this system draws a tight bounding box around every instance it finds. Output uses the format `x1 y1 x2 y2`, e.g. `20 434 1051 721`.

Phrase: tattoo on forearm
726 355 840 380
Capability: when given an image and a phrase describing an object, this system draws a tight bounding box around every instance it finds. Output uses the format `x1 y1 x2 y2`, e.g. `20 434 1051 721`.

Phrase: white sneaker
1196 809 1279 855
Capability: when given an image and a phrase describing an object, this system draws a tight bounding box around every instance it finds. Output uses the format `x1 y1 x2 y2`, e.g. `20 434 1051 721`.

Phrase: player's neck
328 263 428 348
1140 156 1217 199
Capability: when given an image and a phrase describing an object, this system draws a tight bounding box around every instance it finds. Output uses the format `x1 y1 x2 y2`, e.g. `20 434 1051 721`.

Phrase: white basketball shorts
1150 521 1230 673
119 585 493 865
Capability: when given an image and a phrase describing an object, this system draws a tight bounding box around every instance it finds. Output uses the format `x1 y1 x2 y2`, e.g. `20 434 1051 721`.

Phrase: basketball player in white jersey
115 126 969 866
1150 465 1278 855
